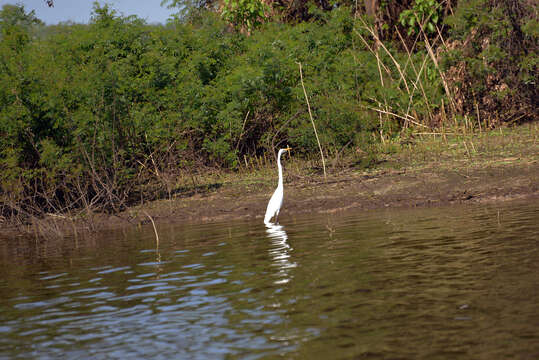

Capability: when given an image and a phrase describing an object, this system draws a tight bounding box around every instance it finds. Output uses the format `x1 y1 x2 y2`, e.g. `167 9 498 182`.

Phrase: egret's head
278 147 291 158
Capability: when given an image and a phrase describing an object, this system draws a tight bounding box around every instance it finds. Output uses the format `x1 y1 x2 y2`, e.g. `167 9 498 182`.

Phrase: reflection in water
265 223 296 285
0 201 538 359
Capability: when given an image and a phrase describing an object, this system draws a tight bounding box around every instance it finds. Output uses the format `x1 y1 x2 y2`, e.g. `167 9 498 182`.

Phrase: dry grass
375 122 538 171
170 122 538 193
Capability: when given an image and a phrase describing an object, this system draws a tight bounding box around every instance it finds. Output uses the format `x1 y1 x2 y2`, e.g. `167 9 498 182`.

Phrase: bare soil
133 159 538 226
2 161 537 239
1 124 538 239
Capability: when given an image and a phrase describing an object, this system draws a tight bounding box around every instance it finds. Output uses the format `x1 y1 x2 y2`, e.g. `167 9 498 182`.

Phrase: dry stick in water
143 210 159 249
297 62 327 180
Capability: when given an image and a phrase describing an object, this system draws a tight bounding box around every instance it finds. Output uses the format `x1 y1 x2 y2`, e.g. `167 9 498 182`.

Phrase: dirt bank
1 125 537 238
2 160 537 239
134 159 538 226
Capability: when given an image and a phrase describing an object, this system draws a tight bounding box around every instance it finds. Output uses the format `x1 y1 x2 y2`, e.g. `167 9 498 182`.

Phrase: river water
1 201 538 359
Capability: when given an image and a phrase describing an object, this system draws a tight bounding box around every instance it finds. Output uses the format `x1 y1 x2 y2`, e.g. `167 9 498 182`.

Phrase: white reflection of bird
264 147 292 225
265 223 296 284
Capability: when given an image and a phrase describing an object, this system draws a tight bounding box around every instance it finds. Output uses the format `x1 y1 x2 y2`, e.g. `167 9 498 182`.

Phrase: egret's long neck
277 152 284 188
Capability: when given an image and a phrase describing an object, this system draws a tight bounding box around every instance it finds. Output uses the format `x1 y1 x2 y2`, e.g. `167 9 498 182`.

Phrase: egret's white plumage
264 147 291 225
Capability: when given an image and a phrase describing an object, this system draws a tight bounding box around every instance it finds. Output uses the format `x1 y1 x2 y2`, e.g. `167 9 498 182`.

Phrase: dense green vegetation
0 1 536 222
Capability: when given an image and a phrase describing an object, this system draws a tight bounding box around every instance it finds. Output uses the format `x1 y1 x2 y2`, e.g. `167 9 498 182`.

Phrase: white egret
264 147 292 225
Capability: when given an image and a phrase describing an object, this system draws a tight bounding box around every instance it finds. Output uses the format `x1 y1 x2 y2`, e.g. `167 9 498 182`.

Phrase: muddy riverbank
134 159 538 225
7 157 533 239
2 125 537 239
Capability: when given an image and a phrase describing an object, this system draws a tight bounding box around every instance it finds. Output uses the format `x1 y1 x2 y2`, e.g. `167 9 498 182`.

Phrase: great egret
264 147 292 225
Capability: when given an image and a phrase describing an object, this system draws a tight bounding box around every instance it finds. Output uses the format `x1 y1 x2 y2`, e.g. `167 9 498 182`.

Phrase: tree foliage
443 0 538 125
399 0 442 35
0 0 536 222
0 4 393 219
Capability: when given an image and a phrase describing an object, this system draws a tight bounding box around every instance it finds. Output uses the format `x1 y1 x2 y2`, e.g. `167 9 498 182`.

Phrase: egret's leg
275 209 280 224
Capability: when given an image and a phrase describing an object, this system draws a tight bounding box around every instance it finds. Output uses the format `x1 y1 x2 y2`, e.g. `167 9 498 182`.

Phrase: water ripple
0 201 537 359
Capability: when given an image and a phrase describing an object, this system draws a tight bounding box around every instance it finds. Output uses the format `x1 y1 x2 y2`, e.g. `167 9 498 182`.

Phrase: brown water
1 201 538 359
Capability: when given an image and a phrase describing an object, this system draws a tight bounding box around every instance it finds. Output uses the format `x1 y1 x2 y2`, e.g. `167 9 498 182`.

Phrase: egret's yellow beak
285 146 292 157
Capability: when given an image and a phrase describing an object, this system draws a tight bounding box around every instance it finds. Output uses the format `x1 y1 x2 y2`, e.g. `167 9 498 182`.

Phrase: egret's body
264 148 291 225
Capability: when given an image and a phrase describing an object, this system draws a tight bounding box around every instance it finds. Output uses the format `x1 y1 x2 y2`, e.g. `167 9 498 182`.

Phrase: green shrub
399 0 442 35
443 0 538 126
0 3 453 218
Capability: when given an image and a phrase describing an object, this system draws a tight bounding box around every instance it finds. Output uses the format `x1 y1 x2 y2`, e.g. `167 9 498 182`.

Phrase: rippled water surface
1 201 538 359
